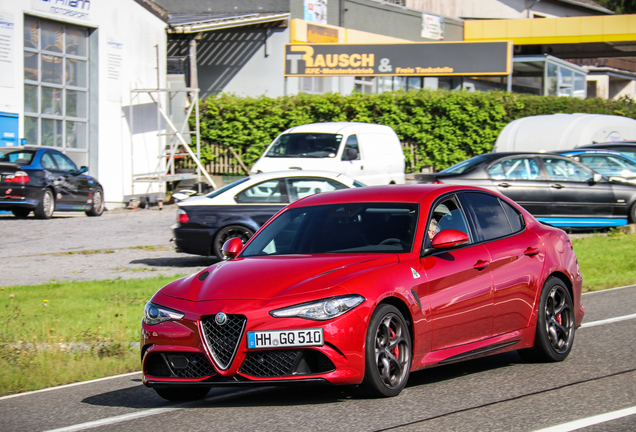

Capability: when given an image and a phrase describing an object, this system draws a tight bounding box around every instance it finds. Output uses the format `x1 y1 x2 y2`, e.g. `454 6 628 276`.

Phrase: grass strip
0 232 634 396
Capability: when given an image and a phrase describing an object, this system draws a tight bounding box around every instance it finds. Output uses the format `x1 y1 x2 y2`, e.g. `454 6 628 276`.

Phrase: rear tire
85 187 105 217
360 304 412 398
12 208 30 218
154 386 210 401
213 225 254 260
629 202 636 224
518 277 575 363
34 189 55 219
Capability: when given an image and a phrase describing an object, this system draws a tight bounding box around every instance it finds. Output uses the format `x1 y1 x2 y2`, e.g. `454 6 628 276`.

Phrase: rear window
0 150 35 165
440 155 490 174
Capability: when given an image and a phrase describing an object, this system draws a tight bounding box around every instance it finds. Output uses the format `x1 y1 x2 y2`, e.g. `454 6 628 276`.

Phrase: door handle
473 260 489 271
551 184 564 189
524 247 540 257
498 183 511 188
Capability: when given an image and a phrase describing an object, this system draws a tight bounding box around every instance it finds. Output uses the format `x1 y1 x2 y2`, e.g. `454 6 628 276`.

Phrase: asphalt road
1 205 635 431
1 286 635 432
0 205 213 287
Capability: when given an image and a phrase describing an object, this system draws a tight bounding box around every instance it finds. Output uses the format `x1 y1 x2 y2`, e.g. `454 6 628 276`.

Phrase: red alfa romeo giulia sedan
141 185 584 400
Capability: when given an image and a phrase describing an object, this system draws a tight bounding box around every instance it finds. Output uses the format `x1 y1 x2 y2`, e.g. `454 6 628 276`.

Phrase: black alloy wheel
213 225 254 260
85 187 105 217
361 304 412 397
518 277 575 363
34 189 55 219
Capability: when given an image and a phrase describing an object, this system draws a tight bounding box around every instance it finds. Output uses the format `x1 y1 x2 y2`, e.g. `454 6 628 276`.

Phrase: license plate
247 328 324 349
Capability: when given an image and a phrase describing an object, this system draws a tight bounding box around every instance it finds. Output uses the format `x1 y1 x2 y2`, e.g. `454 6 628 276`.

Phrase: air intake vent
200 314 247 370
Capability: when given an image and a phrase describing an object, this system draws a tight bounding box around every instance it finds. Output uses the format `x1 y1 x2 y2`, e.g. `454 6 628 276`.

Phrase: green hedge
196 90 636 174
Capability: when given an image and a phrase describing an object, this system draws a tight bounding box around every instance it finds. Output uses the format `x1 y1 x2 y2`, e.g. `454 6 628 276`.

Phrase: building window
24 17 89 158
300 76 331 94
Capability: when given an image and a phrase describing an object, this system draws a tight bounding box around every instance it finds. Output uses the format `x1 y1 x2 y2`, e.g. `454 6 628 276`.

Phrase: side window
542 157 592 182
426 196 471 247
463 192 512 241
50 152 78 172
488 157 539 180
235 179 286 203
500 199 524 233
41 152 57 170
342 135 360 161
286 177 349 201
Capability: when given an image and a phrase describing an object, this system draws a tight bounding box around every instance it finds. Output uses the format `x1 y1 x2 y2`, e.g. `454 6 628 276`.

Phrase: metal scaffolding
129 87 216 204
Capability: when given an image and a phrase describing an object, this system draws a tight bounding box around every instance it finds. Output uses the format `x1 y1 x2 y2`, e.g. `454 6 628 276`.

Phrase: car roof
283 122 391 134
289 184 491 207
579 142 636 148
0 145 59 153
247 170 354 181
557 149 625 156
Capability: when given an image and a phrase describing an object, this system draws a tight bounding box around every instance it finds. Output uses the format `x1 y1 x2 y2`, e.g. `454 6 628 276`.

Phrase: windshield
440 155 491 174
204 177 250 199
265 133 343 158
241 203 418 256
0 150 35 164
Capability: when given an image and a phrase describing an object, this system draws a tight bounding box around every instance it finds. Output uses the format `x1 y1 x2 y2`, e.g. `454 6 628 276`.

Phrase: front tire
85 187 105 217
518 277 575 363
154 386 210 401
34 189 55 219
360 304 412 398
213 225 254 260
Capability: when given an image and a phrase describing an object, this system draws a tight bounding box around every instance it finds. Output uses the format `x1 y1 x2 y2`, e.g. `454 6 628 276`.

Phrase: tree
595 0 636 14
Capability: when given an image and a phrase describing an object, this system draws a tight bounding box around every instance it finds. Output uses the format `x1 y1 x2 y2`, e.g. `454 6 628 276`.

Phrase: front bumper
141 297 367 387
172 226 215 256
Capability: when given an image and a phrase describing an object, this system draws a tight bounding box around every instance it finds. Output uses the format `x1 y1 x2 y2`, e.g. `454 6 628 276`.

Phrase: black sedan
173 170 363 260
415 152 636 228
0 146 104 219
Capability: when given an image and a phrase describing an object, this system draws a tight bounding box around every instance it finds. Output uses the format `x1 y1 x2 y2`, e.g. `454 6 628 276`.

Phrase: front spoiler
146 378 329 388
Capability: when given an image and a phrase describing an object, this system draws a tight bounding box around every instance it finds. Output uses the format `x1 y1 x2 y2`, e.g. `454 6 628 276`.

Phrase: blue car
556 149 636 184
0 146 104 219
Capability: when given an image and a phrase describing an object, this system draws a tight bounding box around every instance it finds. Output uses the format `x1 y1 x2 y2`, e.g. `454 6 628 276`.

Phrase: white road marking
42 388 266 432
0 371 140 401
533 406 636 432
581 284 636 295
580 313 636 328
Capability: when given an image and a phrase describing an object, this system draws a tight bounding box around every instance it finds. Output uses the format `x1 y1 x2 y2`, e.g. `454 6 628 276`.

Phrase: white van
249 122 406 185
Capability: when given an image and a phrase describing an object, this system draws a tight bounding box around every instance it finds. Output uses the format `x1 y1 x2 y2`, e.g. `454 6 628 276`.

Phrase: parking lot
0 205 213 287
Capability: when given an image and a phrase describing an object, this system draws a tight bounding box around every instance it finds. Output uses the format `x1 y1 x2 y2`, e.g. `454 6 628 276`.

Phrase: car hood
160 254 398 301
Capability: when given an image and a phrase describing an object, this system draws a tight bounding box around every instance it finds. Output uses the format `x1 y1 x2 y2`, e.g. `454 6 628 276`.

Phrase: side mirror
592 173 603 183
431 229 470 249
79 166 88 174
222 237 244 259
343 147 358 161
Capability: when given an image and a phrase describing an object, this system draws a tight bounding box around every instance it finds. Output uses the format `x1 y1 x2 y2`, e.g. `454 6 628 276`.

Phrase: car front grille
200 314 247 370
145 352 215 379
240 349 335 378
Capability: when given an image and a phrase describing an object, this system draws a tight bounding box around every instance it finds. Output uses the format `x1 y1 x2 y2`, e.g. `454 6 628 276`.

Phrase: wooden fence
176 142 427 175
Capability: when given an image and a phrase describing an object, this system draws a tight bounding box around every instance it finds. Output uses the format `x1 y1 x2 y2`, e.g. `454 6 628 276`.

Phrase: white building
0 0 169 207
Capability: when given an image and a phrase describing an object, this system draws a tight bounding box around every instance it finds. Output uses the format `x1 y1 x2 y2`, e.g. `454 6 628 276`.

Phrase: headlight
270 295 365 321
143 302 184 325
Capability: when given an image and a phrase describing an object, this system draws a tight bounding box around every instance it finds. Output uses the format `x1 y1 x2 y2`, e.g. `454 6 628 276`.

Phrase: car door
459 191 545 336
47 150 90 207
341 135 364 181
539 156 615 218
486 156 553 217
234 178 290 225
420 194 494 351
